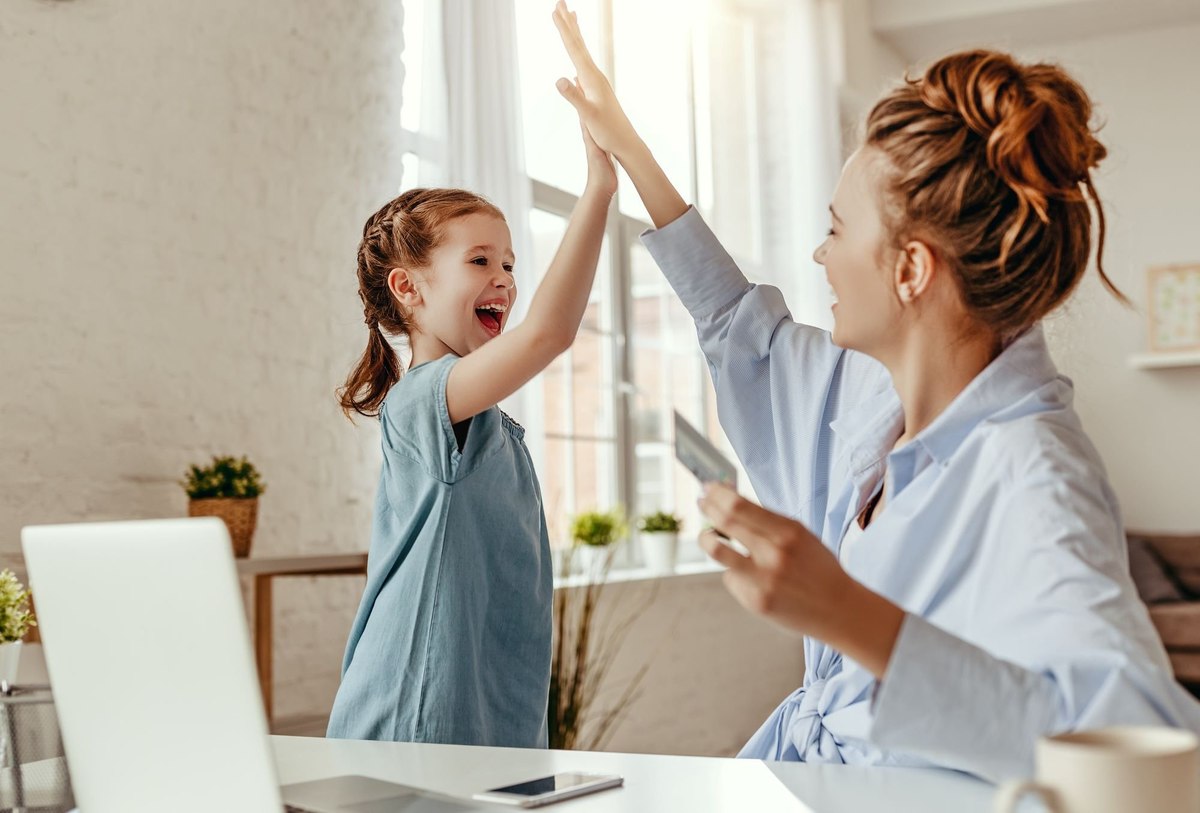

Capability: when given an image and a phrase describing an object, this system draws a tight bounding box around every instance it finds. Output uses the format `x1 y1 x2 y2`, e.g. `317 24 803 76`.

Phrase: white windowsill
553 559 724 590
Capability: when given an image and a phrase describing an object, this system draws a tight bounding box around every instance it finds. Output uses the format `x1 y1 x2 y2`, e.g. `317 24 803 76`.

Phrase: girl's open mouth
475 308 503 335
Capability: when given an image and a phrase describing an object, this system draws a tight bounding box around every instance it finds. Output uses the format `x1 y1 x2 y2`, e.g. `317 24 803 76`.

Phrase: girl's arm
445 127 616 424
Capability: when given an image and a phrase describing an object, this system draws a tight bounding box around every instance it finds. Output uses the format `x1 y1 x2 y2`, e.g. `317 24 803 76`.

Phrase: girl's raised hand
552 1 641 160
580 120 617 198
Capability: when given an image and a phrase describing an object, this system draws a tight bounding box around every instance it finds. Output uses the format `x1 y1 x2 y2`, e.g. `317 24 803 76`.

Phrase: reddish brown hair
865 50 1127 338
337 188 505 418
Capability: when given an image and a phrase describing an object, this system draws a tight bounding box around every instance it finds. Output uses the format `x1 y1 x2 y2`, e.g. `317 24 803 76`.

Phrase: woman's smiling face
812 148 904 357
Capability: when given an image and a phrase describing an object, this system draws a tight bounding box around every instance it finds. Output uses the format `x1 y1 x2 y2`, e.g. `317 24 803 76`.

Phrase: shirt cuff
870 613 957 727
867 613 1053 782
639 206 752 318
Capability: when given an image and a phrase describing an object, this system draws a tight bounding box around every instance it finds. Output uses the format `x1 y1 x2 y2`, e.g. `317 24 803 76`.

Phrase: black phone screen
488 773 593 797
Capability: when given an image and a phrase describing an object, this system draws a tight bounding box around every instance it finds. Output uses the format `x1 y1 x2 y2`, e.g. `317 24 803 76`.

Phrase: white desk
271 736 994 812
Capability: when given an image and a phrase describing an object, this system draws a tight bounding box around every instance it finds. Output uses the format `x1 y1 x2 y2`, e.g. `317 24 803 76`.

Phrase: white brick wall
1 0 406 718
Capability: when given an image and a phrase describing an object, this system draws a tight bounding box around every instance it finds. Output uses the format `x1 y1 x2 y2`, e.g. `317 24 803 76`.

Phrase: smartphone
673 410 737 487
472 772 623 808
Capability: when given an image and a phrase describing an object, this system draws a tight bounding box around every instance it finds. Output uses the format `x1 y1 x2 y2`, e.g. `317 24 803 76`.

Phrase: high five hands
551 0 689 228
552 1 641 161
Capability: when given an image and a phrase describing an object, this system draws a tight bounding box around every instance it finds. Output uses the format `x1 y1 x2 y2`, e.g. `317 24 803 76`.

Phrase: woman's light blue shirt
327 354 553 748
642 207 1200 782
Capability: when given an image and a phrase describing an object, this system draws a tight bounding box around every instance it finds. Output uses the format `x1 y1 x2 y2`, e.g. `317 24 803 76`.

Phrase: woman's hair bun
917 50 1105 222
864 48 1126 338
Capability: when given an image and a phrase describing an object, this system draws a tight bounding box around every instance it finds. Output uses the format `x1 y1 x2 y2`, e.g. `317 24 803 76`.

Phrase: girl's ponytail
338 308 403 419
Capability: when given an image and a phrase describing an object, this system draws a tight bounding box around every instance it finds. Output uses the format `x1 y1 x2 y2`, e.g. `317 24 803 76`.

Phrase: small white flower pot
0 641 23 687
575 544 614 576
640 531 678 575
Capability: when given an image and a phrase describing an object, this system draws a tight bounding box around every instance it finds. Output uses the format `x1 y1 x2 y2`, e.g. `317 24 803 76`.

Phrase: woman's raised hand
552 1 641 160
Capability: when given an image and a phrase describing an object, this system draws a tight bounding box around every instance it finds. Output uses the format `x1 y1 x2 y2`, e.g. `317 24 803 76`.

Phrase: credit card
673 410 737 487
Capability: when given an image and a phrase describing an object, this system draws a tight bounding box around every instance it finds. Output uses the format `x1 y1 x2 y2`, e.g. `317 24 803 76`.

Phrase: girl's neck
407 332 458 370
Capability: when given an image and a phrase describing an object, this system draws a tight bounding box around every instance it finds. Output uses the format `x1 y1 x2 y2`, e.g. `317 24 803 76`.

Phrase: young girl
326 123 615 747
552 0 1200 781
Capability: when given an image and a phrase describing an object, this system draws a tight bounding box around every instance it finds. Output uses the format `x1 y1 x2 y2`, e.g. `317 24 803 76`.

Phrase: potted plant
570 508 627 576
182 455 266 558
0 569 36 686
638 511 681 575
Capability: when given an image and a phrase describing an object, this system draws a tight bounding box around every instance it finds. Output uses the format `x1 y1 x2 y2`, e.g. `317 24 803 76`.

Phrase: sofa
1128 531 1200 688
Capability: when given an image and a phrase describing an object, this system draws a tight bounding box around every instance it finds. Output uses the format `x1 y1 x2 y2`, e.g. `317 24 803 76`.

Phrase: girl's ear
893 238 938 305
387 267 422 310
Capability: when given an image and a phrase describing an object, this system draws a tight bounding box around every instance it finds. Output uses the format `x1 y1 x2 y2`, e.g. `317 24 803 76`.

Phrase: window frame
525 0 755 561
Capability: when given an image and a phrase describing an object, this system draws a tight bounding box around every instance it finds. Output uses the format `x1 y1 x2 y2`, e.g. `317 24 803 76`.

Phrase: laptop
21 517 485 813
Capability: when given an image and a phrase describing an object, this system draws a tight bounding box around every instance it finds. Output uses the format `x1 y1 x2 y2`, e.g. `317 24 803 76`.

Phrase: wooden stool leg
254 574 274 723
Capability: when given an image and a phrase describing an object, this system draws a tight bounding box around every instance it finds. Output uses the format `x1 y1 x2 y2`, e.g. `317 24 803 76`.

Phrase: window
525 207 620 545
514 0 758 555
514 0 604 197
610 0 694 222
398 0 446 190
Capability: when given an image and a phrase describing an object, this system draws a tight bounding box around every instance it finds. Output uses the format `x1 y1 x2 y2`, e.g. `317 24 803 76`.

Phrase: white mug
994 726 1200 813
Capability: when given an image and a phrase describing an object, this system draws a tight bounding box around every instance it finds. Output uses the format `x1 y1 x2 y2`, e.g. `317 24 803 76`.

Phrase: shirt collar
914 325 1063 465
830 386 903 476
830 325 1065 473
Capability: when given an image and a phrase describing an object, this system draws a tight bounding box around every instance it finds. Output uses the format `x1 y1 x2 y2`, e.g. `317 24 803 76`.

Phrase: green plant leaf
638 511 681 533
0 569 36 643
182 454 266 499
570 508 628 547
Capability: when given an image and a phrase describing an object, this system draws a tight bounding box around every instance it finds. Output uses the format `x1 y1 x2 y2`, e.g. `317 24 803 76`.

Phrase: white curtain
779 0 841 330
437 0 540 447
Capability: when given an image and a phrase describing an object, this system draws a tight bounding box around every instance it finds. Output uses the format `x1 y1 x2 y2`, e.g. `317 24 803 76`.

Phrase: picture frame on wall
1146 264 1200 353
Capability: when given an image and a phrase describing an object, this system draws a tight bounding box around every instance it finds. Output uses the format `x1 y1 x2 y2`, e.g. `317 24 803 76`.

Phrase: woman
551 1 1200 781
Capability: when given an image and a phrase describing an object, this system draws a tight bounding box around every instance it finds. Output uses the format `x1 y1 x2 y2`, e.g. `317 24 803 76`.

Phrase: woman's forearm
521 184 613 347
828 580 906 679
617 138 689 230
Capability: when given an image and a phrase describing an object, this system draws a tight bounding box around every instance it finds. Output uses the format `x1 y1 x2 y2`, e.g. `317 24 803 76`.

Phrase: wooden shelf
1128 351 1200 369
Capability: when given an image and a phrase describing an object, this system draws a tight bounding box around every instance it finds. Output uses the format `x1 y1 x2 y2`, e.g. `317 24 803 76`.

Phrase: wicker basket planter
188 497 259 558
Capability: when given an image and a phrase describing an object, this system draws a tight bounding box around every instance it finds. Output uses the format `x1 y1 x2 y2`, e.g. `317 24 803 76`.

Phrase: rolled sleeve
640 206 751 318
